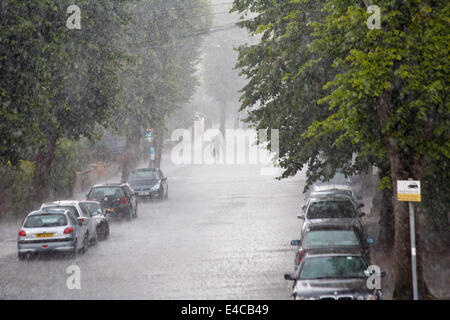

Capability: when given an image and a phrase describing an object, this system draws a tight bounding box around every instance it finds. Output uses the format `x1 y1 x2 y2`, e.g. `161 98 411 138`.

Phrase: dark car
79 201 110 240
127 168 168 200
86 183 138 220
284 251 385 300
297 194 366 236
290 225 374 267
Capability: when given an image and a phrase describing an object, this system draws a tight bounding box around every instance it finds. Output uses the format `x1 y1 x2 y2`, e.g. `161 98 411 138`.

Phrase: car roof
29 208 70 216
303 218 361 230
79 200 101 205
42 200 80 206
313 184 352 192
304 224 359 232
304 248 364 258
91 183 127 188
131 168 159 172
308 194 353 202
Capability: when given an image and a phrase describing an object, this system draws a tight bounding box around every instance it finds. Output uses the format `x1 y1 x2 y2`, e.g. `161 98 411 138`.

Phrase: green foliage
0 161 35 216
233 0 449 224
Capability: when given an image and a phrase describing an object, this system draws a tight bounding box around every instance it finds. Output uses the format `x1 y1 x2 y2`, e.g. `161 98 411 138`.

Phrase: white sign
397 180 421 202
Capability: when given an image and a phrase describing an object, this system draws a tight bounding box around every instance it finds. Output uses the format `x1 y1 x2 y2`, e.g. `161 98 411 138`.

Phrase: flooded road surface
0 163 306 299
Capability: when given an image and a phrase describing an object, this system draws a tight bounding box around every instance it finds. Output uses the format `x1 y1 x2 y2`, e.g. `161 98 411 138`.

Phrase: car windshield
129 170 160 181
303 230 360 248
299 256 367 280
307 200 356 219
82 203 103 216
24 214 67 228
89 187 124 199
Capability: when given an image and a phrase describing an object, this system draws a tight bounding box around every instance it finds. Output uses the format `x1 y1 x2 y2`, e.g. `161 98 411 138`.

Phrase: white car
40 200 97 245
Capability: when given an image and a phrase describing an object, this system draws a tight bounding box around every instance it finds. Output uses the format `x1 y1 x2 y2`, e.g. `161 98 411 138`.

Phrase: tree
232 0 449 299
116 0 210 180
1 0 131 203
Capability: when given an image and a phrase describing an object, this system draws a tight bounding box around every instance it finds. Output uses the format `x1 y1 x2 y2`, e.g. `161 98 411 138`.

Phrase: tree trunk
387 140 431 299
219 101 226 138
152 124 164 169
375 162 395 248
378 90 430 299
121 133 141 182
32 134 59 205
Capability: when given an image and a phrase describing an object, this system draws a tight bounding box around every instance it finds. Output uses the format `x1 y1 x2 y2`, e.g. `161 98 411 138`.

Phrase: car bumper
18 238 76 253
136 190 160 199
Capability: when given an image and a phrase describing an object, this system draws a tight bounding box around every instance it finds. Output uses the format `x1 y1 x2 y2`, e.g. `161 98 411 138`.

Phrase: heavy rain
0 0 449 304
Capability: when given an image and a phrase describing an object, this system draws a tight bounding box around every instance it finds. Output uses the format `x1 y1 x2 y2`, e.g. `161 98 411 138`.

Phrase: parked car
17 208 88 259
127 168 168 200
284 250 385 300
86 183 138 220
298 193 366 235
79 200 110 240
40 200 97 245
290 224 373 268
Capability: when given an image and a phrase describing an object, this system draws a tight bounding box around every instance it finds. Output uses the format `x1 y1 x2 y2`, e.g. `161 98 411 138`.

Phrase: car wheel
18 253 27 261
133 204 138 218
81 233 88 254
165 187 168 200
69 240 78 259
104 223 110 239
126 209 132 221
91 230 98 246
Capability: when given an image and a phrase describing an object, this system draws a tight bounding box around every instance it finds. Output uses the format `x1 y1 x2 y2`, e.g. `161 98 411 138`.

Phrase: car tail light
64 227 74 234
18 230 26 237
120 197 128 204
297 250 305 264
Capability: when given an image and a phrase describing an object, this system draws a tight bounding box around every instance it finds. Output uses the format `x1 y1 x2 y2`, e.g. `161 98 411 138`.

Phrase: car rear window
303 230 360 248
129 170 159 180
81 202 103 216
89 187 125 199
307 200 356 219
24 214 67 228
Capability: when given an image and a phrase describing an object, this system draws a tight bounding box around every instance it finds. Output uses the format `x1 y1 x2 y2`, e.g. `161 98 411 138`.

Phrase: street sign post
145 128 152 142
397 179 421 300
150 146 155 161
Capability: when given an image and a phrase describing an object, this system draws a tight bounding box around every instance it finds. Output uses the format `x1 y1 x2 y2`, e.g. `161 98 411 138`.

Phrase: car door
70 206 88 239
67 212 82 248
79 203 96 239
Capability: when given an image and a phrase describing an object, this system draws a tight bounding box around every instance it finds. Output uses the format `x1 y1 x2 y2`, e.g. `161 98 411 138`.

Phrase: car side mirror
162 177 167 181
297 213 305 220
380 271 386 277
284 273 296 281
290 240 300 246
358 203 365 208
77 217 85 225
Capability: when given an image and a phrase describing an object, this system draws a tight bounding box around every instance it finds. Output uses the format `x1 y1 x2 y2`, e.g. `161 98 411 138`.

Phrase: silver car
40 200 97 244
17 208 88 259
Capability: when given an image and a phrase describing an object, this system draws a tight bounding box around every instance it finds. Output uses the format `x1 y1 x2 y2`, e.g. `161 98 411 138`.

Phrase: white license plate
139 192 150 196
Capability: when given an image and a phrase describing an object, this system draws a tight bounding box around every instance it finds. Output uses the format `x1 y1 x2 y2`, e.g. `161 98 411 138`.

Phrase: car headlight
151 184 160 191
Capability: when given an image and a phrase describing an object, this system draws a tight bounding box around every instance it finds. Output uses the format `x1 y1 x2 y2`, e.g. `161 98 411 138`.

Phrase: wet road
0 163 306 299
